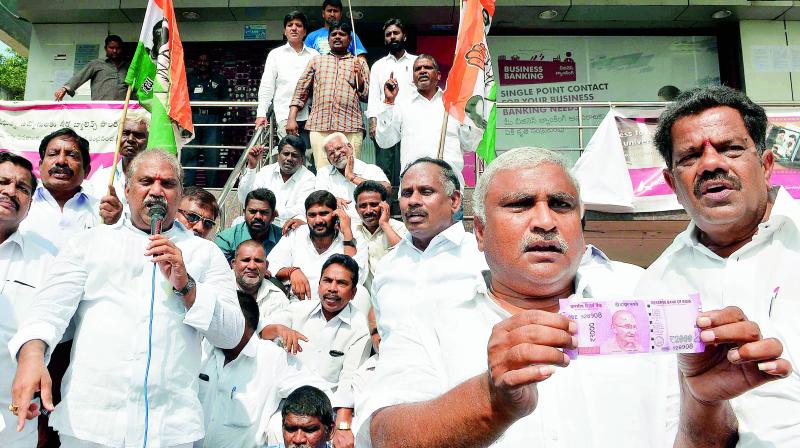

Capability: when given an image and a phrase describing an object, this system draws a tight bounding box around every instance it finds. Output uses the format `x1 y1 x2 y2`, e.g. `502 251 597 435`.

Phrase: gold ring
8 403 19 416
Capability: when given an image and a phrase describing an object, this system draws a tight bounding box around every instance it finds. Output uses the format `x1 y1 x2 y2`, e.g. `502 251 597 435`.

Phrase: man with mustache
238 135 316 228
176 186 219 240
10 149 244 447
194 291 330 448
0 152 55 448
304 0 366 58
370 158 487 343
314 133 390 225
267 190 367 307
281 386 335 448
352 181 406 289
638 85 800 446
366 19 416 186
255 11 318 144
216 188 283 263
375 55 481 195
86 111 149 208
262 254 371 448
232 240 289 326
289 22 369 170
359 147 791 447
20 128 122 253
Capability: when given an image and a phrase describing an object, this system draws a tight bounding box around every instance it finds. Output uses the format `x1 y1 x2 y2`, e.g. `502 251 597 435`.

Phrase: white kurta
9 218 244 447
637 186 800 447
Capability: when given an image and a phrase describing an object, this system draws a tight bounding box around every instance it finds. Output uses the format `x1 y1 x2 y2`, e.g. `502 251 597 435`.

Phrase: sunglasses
179 209 216 229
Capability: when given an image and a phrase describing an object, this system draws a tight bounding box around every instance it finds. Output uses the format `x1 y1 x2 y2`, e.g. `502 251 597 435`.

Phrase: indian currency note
559 294 704 359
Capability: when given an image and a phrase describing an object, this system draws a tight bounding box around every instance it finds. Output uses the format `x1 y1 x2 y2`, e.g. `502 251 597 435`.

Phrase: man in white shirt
268 190 368 307
262 254 371 448
371 157 487 342
281 386 335 448
20 128 122 252
255 11 318 143
9 149 245 448
195 291 331 448
314 132 391 224
232 240 289 325
0 152 55 448
375 55 481 192
638 85 800 446
366 18 416 186
352 181 406 290
86 110 149 206
238 135 316 228
361 147 792 447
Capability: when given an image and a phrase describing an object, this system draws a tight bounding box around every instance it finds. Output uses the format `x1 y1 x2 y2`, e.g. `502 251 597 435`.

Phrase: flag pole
437 109 448 159
108 85 134 189
346 0 360 91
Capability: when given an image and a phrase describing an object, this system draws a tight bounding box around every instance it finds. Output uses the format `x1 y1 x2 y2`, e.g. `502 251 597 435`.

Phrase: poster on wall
0 101 145 178
573 107 800 214
488 35 721 160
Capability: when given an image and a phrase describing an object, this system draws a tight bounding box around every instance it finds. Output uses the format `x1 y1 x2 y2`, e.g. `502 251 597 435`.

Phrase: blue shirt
214 221 283 263
304 28 367 56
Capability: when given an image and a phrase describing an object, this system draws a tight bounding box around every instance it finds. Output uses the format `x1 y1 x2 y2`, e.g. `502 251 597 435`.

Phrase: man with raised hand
238 135 316 228
9 149 244 448
359 147 790 447
639 85 800 446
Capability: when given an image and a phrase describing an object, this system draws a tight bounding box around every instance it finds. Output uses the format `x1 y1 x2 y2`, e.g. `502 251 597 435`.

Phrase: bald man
600 310 643 354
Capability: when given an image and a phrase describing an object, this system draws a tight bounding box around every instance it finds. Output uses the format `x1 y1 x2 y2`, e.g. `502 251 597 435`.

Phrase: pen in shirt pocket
231 386 237 399
768 286 780 317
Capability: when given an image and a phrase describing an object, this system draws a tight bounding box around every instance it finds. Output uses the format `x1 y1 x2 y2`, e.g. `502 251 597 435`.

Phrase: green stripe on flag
476 83 497 164
126 41 178 155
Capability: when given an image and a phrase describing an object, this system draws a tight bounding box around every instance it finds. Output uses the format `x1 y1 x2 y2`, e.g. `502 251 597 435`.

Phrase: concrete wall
740 20 800 101
25 20 282 100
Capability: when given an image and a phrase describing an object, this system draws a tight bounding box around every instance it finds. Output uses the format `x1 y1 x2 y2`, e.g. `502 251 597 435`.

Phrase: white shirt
8 218 244 447
85 160 127 204
353 218 408 290
365 51 416 119
0 231 55 447
266 225 368 300
195 336 333 448
357 248 679 448
257 43 319 122
19 185 100 253
268 300 371 408
375 88 481 190
251 279 290 332
237 163 316 227
314 160 389 223
637 186 800 447
371 221 488 341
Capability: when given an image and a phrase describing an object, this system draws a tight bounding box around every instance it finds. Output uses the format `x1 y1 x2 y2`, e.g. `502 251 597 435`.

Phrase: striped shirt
291 53 369 133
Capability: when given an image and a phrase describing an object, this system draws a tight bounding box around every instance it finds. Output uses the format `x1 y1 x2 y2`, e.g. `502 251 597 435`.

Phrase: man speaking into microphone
8 149 244 448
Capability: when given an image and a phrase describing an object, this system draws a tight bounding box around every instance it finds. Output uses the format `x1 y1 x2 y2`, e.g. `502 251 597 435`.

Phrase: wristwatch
337 421 351 431
173 274 196 296
342 239 356 248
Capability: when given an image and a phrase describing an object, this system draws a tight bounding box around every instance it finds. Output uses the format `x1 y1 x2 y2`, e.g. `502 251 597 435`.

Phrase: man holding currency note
640 85 799 446
357 147 790 447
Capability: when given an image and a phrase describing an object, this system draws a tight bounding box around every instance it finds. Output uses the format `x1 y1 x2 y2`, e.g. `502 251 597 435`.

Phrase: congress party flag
125 0 193 155
443 0 496 161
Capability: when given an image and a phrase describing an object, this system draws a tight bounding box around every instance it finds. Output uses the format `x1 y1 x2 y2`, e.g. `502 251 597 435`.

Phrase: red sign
498 56 576 85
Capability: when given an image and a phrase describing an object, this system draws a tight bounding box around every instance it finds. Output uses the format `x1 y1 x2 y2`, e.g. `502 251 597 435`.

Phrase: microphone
149 203 167 236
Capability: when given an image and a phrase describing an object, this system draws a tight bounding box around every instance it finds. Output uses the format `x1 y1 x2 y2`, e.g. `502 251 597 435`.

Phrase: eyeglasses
179 209 216 229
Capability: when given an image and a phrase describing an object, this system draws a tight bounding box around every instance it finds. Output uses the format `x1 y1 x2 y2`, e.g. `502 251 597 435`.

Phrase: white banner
0 101 144 178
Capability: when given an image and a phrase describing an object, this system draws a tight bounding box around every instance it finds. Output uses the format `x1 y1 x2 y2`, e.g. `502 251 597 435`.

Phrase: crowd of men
1 0 794 447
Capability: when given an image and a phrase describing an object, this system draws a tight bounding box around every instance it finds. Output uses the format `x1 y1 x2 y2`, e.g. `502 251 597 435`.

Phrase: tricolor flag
443 0 496 163
125 0 193 155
